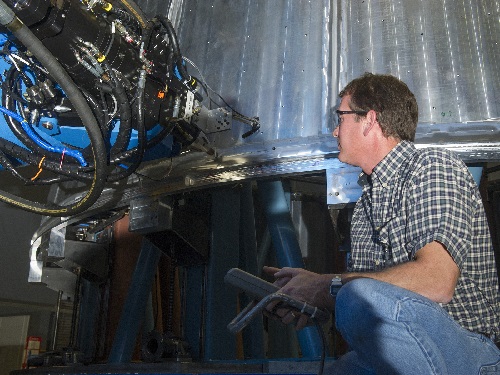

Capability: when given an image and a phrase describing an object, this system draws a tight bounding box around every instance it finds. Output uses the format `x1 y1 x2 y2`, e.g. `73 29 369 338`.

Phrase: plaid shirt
349 141 500 341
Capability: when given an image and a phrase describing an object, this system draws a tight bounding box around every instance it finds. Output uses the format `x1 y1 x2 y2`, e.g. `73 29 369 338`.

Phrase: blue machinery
257 180 323 358
106 180 325 364
108 239 162 363
2 0 500 373
0 0 259 216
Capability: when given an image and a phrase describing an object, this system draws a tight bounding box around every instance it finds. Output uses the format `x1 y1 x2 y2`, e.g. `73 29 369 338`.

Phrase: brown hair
339 73 418 141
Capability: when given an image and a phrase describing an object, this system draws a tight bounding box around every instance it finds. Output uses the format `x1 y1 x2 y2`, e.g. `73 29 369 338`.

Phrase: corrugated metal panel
170 0 337 143
134 0 500 161
340 0 500 125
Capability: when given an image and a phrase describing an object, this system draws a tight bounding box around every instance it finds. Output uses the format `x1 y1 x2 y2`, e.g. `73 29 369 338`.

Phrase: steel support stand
204 187 241 360
257 179 323 358
108 238 161 363
240 182 265 359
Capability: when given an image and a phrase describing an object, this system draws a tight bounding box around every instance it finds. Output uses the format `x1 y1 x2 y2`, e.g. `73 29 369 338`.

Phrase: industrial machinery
0 0 259 217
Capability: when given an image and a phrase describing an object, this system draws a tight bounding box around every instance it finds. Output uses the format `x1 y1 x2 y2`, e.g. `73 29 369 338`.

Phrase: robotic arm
0 0 259 216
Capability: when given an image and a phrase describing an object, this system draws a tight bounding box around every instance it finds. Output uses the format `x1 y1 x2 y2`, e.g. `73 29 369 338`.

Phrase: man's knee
336 278 384 310
335 278 410 336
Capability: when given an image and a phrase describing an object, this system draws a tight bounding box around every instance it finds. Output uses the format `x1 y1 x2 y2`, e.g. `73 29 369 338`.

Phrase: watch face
331 275 343 286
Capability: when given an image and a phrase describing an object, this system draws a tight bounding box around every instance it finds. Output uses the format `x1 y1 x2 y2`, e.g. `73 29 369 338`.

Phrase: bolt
42 121 53 130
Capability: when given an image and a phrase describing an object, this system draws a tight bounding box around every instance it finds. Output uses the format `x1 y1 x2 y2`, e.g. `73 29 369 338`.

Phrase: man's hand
263 266 335 330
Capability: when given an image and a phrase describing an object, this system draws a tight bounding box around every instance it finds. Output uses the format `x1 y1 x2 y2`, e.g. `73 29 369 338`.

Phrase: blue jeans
326 278 500 375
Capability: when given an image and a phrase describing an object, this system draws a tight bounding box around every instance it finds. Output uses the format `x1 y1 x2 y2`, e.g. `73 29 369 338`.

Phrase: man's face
333 95 365 167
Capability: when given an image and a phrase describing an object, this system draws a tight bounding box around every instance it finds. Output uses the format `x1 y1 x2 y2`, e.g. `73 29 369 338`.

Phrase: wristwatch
330 274 343 298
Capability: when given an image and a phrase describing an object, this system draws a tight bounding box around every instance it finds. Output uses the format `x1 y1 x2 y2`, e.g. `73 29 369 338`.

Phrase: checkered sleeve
404 150 477 268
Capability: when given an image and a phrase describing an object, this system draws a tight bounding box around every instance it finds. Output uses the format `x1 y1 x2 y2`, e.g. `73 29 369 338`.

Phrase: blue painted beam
257 179 324 358
204 188 241 360
108 239 162 364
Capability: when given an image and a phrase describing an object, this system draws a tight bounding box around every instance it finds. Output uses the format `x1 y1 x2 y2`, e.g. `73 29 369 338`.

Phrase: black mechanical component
141 330 191 363
0 0 253 216
5 0 190 131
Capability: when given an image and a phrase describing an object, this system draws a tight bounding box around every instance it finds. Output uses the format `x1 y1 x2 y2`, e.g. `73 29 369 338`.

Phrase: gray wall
0 202 57 304
0 202 58 351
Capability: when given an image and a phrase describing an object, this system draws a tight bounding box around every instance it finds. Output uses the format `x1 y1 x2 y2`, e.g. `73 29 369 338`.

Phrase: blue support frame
257 179 324 358
239 182 265 359
204 188 241 360
108 238 162 364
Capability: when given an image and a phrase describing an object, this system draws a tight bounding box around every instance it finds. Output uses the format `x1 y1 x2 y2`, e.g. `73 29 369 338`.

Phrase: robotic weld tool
224 267 330 333
0 0 259 216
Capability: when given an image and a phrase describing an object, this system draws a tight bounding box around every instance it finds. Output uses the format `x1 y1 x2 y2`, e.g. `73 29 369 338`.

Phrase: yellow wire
31 156 46 181
119 0 147 29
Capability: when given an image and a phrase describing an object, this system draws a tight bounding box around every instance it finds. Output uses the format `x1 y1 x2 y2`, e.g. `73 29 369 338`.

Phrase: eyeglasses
336 110 368 125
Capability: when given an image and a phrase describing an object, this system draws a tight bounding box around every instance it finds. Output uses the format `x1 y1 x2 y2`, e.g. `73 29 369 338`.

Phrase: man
265 73 500 374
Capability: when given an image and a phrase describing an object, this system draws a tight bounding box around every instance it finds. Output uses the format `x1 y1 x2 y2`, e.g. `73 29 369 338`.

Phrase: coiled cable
0 2 107 216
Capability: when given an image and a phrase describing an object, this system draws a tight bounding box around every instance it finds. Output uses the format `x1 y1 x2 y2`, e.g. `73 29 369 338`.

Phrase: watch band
330 274 343 298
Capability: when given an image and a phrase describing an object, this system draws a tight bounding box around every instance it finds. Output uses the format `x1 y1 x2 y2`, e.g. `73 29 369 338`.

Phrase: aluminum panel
134 0 500 162
139 0 337 144
340 0 500 124
170 0 497 125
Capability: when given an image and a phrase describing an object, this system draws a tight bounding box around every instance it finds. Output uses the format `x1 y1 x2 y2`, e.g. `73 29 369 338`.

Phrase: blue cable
173 64 182 81
0 105 87 166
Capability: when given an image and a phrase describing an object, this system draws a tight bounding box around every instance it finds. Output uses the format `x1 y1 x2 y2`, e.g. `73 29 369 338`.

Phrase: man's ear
362 110 379 136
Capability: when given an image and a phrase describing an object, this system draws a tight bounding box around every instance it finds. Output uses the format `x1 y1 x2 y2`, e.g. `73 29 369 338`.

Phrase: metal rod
257 179 324 358
108 238 162 363
51 290 63 351
68 268 82 348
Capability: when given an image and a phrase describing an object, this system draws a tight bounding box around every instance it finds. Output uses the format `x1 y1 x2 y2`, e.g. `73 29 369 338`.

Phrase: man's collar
367 141 416 187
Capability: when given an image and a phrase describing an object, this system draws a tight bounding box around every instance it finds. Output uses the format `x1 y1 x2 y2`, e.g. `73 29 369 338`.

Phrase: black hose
0 114 170 184
0 4 108 216
116 0 150 30
97 89 110 132
81 89 107 133
156 16 190 81
0 147 64 185
0 138 93 182
0 48 89 165
105 69 146 182
101 62 132 158
1 66 58 159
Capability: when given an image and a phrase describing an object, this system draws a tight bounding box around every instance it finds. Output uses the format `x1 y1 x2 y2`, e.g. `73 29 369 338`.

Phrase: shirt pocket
377 215 412 266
